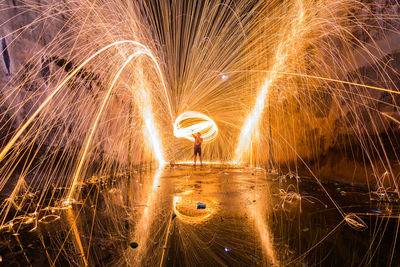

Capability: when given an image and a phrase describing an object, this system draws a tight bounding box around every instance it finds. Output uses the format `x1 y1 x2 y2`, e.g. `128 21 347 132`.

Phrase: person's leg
194 153 197 166
199 149 202 166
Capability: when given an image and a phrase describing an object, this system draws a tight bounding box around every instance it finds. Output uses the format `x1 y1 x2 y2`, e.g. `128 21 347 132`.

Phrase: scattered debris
38 215 60 224
344 213 368 231
369 209 383 214
197 202 206 209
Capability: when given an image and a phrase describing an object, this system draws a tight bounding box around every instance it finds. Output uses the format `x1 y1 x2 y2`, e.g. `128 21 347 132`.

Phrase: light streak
65 208 88 266
144 108 165 166
67 51 147 203
175 161 238 165
173 111 218 142
235 79 271 161
1 0 400 265
129 165 165 265
0 40 172 167
234 0 305 162
251 209 279 266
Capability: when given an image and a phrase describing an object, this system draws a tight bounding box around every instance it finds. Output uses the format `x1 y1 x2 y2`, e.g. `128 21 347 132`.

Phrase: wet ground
0 164 399 266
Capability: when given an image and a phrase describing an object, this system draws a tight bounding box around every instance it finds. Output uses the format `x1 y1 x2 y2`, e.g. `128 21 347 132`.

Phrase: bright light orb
173 111 218 142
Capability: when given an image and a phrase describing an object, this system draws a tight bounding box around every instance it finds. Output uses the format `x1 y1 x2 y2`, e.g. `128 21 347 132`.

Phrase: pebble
130 242 138 248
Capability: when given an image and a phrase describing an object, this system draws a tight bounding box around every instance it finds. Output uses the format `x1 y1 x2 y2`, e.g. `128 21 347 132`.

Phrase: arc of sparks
173 111 218 142
66 49 166 203
0 40 173 166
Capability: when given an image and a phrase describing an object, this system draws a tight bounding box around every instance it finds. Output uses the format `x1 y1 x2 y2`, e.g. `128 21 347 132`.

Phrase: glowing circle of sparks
173 190 217 224
173 111 218 142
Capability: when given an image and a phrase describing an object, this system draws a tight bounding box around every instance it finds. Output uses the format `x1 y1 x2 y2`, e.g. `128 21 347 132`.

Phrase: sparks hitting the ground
0 0 400 266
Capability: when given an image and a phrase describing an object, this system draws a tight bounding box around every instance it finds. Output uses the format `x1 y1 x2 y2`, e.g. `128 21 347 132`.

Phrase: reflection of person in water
192 132 203 166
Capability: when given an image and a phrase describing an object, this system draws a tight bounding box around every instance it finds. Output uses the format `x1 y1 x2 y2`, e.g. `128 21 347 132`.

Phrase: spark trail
235 0 306 162
0 0 399 266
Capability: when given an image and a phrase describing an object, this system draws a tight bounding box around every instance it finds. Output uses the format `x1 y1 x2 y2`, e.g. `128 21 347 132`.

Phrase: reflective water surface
0 164 399 266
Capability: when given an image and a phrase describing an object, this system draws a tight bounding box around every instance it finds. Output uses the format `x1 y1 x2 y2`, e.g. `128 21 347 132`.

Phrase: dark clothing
194 138 202 147
193 135 203 157
194 145 201 156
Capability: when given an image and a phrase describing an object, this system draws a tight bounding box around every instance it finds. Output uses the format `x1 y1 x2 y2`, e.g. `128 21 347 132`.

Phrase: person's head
197 132 201 137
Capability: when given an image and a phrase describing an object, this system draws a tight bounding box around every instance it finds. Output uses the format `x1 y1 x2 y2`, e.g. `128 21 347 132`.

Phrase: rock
197 202 206 209
129 242 138 248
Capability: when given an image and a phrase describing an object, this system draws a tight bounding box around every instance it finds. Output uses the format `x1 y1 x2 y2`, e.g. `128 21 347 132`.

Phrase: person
192 132 203 166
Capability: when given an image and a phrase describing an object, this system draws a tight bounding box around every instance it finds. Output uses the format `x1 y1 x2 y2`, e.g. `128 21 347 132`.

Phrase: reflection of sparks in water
129 165 165 265
38 215 60 224
173 190 216 224
129 77 166 263
344 213 368 231
252 210 279 266
0 0 399 265
175 161 238 165
174 111 218 142
64 209 88 266
243 176 279 266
